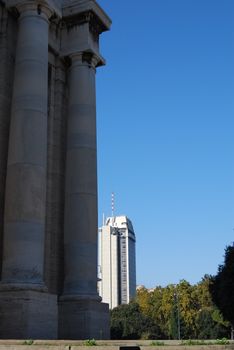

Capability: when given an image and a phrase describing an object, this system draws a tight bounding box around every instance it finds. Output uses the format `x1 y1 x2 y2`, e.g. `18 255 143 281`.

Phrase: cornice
62 0 111 33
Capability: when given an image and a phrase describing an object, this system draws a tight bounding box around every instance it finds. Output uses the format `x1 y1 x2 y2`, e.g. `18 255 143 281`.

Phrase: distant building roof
105 216 135 237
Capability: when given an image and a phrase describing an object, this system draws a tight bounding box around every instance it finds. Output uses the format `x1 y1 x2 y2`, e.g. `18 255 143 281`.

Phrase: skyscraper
98 216 136 309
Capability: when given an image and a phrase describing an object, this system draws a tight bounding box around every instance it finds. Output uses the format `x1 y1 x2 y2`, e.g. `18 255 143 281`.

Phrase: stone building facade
0 0 111 340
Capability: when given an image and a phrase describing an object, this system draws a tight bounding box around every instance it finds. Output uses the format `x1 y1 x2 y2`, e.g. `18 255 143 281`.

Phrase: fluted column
1 2 52 288
63 52 100 299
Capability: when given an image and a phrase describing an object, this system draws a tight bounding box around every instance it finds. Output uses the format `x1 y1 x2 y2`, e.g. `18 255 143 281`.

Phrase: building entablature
60 0 111 65
62 0 111 32
4 0 111 63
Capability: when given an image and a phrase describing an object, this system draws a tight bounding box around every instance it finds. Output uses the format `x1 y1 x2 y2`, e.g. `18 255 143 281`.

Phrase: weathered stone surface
59 298 110 340
0 290 57 339
1 340 234 349
44 61 67 295
2 2 50 288
0 3 16 279
0 0 111 340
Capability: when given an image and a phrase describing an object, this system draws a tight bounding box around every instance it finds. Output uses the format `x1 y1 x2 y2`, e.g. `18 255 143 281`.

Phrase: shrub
83 339 97 346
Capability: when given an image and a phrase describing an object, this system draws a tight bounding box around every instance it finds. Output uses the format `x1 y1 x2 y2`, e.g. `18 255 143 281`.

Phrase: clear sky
96 0 234 288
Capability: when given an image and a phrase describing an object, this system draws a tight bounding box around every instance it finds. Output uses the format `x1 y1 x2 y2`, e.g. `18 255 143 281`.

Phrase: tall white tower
98 216 136 309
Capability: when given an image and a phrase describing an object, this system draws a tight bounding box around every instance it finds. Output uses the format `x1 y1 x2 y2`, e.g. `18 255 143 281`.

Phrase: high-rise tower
98 216 136 309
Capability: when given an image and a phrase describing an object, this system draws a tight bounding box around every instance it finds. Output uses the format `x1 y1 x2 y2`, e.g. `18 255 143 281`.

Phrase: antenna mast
111 192 115 217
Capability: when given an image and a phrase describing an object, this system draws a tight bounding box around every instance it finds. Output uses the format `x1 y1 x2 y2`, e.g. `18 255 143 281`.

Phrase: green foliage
195 307 229 339
180 338 229 346
169 302 179 339
180 340 208 345
23 340 34 345
83 339 97 346
212 308 229 327
111 276 231 340
150 341 165 346
111 302 161 340
136 278 229 340
209 245 234 326
215 338 229 345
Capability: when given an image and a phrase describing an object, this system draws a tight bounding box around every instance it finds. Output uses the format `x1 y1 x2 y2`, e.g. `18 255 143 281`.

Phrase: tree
169 301 179 339
133 275 230 340
136 286 166 339
110 301 161 340
209 245 234 327
195 275 214 309
195 307 229 339
136 287 154 317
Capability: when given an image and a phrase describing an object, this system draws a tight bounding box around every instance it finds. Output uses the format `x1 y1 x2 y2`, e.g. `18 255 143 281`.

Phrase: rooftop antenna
111 192 115 218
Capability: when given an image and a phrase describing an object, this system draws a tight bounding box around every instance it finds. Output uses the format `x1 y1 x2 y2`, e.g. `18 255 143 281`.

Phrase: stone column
63 52 99 298
2 2 51 288
59 52 109 339
0 2 58 339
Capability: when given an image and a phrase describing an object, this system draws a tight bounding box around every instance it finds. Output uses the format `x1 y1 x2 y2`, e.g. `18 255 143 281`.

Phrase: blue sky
96 0 234 288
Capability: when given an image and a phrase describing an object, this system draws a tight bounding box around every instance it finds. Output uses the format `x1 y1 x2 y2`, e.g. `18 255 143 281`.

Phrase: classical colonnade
0 0 111 339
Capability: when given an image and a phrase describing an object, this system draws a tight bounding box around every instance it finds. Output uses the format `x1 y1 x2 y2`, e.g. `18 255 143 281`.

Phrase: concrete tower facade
0 0 111 339
98 216 136 309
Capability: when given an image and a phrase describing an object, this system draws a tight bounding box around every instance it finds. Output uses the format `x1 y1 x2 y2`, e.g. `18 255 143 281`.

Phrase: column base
0 290 58 339
58 296 110 339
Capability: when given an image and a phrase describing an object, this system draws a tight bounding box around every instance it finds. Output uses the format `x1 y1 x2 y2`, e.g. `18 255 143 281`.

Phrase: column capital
6 1 59 20
69 50 105 69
